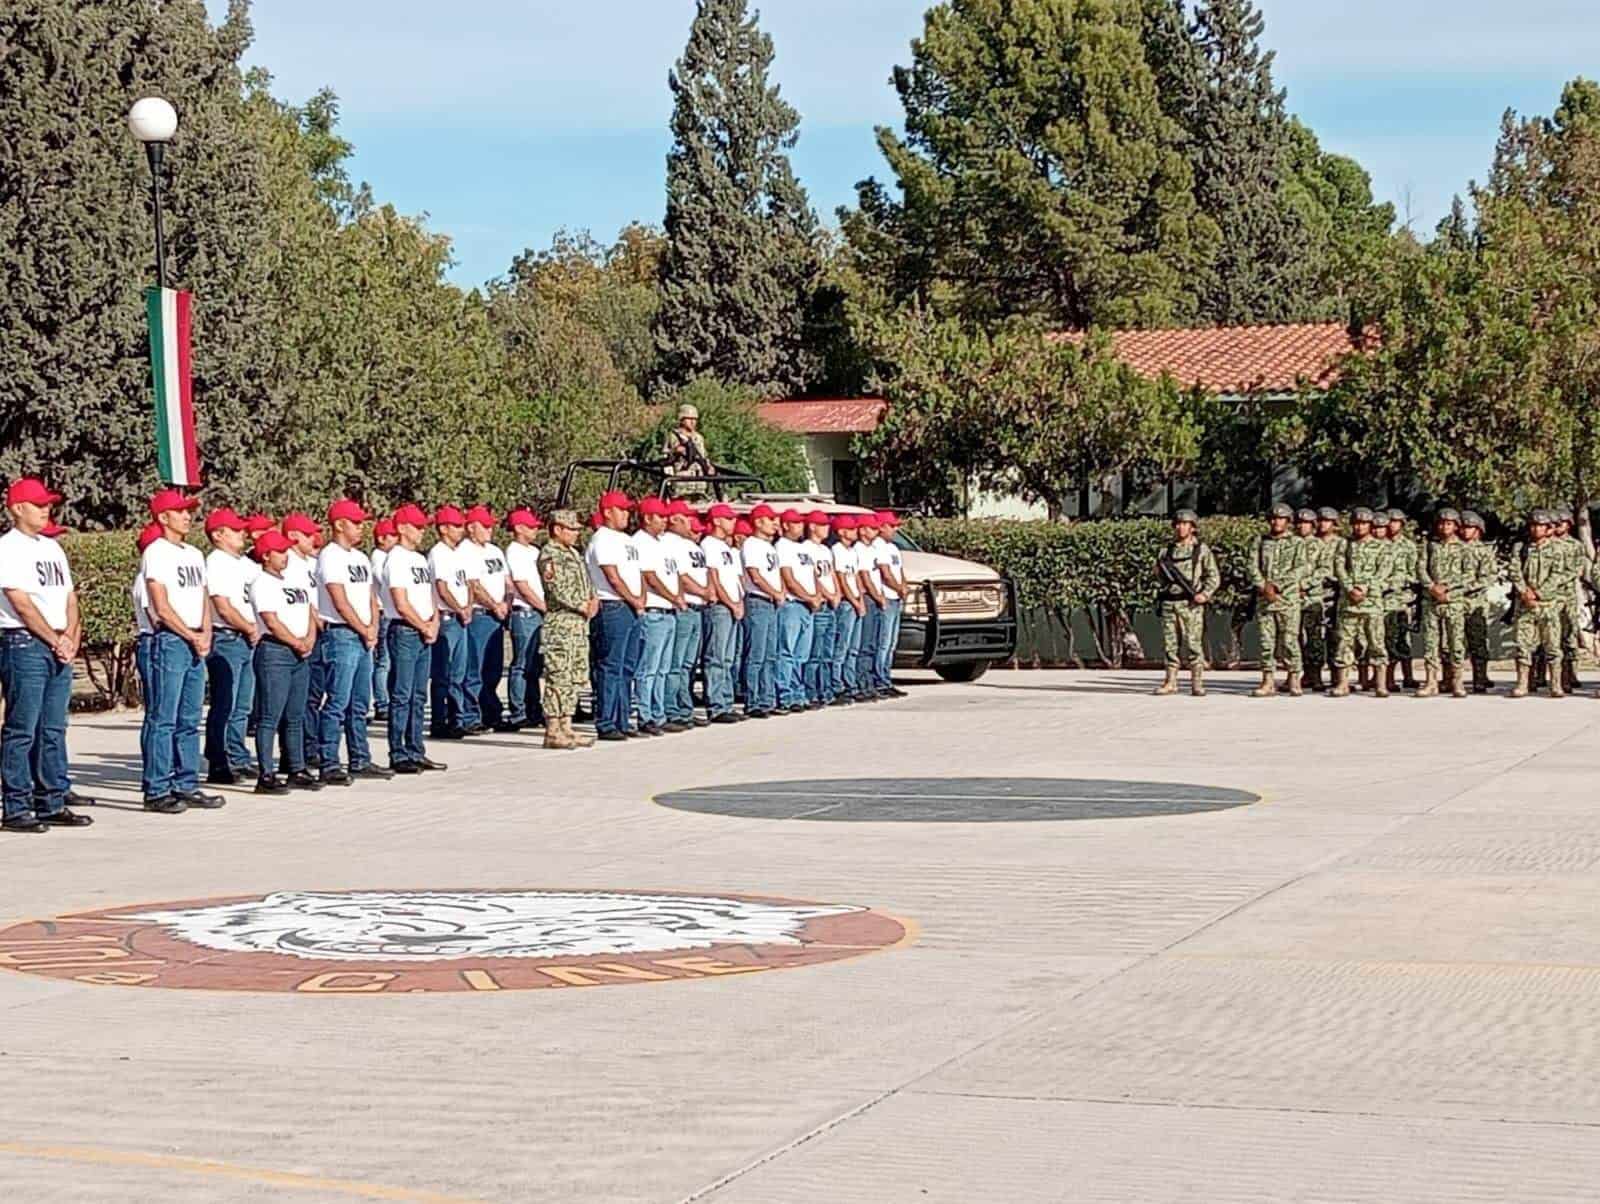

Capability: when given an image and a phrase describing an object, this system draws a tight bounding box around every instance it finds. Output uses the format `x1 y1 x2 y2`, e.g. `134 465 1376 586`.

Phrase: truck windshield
892 531 921 553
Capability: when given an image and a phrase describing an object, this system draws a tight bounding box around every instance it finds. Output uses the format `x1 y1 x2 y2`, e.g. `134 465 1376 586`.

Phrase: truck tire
935 661 990 683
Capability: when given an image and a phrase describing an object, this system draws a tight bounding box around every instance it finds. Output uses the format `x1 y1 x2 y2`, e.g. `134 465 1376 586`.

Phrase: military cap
1351 507 1375 524
1295 508 1317 523
549 508 581 529
1387 509 1407 523
1436 507 1461 523
1172 508 1198 524
677 403 699 420
1269 503 1294 519
1460 510 1485 530
1531 509 1553 525
1553 505 1574 522
1317 507 1339 521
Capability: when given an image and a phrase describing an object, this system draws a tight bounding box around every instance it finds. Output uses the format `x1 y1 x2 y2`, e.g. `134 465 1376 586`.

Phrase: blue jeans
204 628 255 770
371 615 390 712
876 598 902 689
831 604 859 698
387 623 431 764
465 611 503 728
702 605 738 717
0 630 71 819
777 601 815 708
668 607 703 722
318 625 373 771
805 605 835 703
595 602 641 736
135 633 153 709
429 616 468 734
742 596 779 712
254 637 309 778
507 609 545 726
856 600 881 698
141 630 205 799
302 632 327 765
633 610 675 727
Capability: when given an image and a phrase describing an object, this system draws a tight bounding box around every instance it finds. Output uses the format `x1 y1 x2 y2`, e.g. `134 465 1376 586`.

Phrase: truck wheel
935 661 990 683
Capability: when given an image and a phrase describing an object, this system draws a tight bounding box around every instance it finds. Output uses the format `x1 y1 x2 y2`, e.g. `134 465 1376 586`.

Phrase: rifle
1157 545 1202 605
666 428 713 477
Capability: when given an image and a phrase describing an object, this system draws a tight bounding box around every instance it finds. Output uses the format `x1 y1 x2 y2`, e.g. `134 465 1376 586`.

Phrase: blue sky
209 0 1600 288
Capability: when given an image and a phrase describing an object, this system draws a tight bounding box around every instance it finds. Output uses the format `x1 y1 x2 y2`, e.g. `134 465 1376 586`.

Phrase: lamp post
128 97 178 289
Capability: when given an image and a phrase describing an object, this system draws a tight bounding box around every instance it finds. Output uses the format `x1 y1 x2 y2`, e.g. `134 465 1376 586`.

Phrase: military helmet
1172 508 1198 524
1460 510 1485 530
1436 507 1461 524
1553 505 1574 522
1295 508 1316 523
1317 507 1339 522
677 403 699 420
1351 507 1375 524
1531 509 1553 525
1371 509 1391 524
1387 509 1407 523
1269 503 1294 519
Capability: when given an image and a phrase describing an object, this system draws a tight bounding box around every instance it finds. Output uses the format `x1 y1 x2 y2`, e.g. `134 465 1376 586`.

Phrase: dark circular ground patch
654 778 1259 823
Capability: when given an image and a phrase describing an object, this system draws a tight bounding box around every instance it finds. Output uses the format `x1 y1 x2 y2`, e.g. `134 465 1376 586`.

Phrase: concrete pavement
3 669 1599 1201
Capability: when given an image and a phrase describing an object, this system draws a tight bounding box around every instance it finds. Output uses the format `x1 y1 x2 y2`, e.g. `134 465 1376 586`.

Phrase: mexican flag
145 286 201 487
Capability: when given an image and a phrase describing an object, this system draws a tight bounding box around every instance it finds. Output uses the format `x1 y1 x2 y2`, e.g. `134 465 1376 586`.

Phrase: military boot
1374 665 1391 698
1563 660 1582 693
1250 670 1277 698
567 718 595 749
544 720 576 750
1415 665 1439 698
1329 668 1351 698
1401 659 1419 690
1301 668 1320 692
1357 664 1373 692
1440 662 1456 695
1385 663 1398 695
1471 658 1491 694
1450 662 1468 698
1153 668 1179 696
1550 669 1566 700
1284 670 1304 697
1510 663 1531 699
1189 664 1206 698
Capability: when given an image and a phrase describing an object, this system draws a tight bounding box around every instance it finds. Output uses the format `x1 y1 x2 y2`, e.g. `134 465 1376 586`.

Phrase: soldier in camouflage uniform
1383 510 1421 692
1551 508 1587 692
1331 508 1390 697
1248 503 1309 697
1153 509 1220 698
1460 511 1497 693
1416 509 1471 698
538 509 600 749
1509 511 1565 698
1296 507 1341 691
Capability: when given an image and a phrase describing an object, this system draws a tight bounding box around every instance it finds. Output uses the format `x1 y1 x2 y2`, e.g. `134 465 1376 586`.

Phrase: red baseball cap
806 510 829 526
392 503 429 529
149 489 199 518
204 507 246 534
328 498 370 525
858 512 882 528
254 530 292 556
244 513 275 534
780 509 804 525
136 522 162 552
434 505 466 527
688 516 706 535
832 514 857 531
507 508 541 530
589 512 603 530
464 504 495 527
41 522 67 538
706 503 736 521
599 491 633 512
667 498 693 517
372 518 397 539
7 477 62 507
734 518 755 536
749 504 777 521
281 512 320 537
639 497 669 517
876 510 900 527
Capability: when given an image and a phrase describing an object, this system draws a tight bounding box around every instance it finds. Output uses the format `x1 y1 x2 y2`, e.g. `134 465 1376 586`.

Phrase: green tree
844 0 1216 329
653 0 822 397
634 378 810 492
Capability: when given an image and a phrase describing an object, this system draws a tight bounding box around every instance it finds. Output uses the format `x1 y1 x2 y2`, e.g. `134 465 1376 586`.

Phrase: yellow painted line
0 1143 484 1202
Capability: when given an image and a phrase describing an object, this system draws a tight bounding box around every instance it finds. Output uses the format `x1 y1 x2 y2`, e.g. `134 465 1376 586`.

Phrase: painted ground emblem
0 889 909 994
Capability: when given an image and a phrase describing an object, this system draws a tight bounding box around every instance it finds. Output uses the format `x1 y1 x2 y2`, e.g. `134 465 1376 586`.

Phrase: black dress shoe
231 762 260 778
462 724 488 736
889 687 908 698
206 767 240 786
493 722 521 733
597 731 628 742
417 757 448 772
179 790 226 810
40 807 94 827
254 775 291 795
747 709 771 719
143 795 187 814
372 708 389 722
710 713 739 724
320 768 353 787
64 789 97 807
829 696 852 707
3 814 48 833
351 764 394 781
663 721 690 733
390 761 423 775
431 728 466 741
287 770 322 791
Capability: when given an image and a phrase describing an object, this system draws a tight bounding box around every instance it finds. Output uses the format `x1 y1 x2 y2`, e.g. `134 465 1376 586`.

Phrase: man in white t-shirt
503 508 548 731
201 507 258 784
382 504 444 774
774 509 819 712
662 500 711 727
369 517 398 722
461 504 511 733
0 476 91 832
854 513 888 701
131 520 162 725
586 490 645 740
632 497 680 734
872 511 910 698
698 504 745 723
740 504 784 716
139 489 224 813
316 498 388 784
248 529 322 793
281 512 326 766
803 510 839 706
828 515 867 704
428 505 473 738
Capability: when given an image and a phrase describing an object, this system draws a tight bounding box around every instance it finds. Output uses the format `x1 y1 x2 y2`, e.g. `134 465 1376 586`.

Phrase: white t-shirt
873 537 905 590
776 537 818 597
664 532 708 607
132 572 153 636
285 548 317 592
742 536 783 601
808 540 838 602
635 530 678 610
700 535 744 604
429 540 471 611
465 540 509 612
141 537 207 630
370 547 390 609
382 546 436 623
858 539 882 591
205 548 257 632
316 542 375 626
0 528 74 631
587 526 642 602
504 540 545 610
832 542 860 600
253 570 314 640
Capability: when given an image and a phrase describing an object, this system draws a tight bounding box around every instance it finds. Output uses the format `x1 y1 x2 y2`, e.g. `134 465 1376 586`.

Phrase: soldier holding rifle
1153 509 1219 698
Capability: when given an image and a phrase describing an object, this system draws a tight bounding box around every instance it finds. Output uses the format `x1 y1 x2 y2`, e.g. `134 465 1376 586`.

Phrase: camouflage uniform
1461 516 1497 668
1157 535 1219 670
1554 523 1586 681
1509 527 1565 682
1335 527 1391 677
1299 516 1343 682
1418 533 1471 677
539 527 597 726
662 422 711 477
1248 509 1308 684
1384 522 1420 666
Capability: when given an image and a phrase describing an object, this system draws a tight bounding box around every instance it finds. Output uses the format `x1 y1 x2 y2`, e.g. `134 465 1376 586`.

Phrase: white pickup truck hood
903 551 1002 585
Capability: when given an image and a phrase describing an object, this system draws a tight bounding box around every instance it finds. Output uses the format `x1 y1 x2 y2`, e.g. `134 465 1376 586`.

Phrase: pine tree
653 0 821 397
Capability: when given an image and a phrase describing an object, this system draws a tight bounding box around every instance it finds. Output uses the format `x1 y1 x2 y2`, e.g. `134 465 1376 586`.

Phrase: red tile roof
757 398 888 434
1055 322 1360 394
